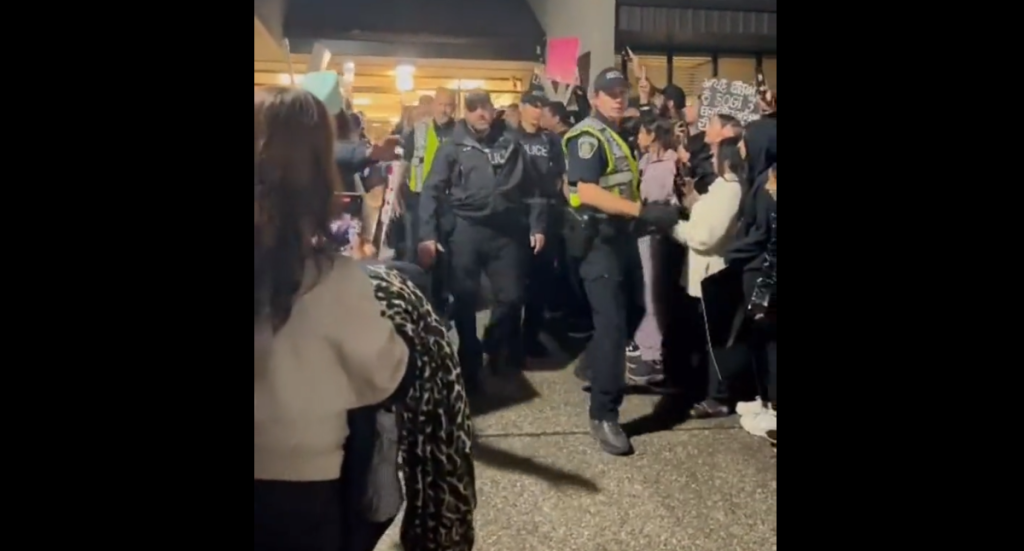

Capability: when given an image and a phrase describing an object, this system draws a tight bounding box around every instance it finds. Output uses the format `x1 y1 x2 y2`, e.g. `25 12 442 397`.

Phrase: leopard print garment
363 264 476 551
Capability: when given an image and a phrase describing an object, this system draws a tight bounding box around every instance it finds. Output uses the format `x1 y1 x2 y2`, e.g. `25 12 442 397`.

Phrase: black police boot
589 420 634 456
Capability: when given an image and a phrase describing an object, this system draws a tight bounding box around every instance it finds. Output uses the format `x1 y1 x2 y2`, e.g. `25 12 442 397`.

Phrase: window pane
761 56 777 92
619 54 669 92
672 56 714 106
717 56 758 84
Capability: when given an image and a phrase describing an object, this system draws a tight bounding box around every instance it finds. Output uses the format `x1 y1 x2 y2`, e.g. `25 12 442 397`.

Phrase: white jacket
671 175 744 298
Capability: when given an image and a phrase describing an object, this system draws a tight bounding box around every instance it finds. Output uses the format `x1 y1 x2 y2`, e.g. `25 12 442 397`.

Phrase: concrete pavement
375 333 778 551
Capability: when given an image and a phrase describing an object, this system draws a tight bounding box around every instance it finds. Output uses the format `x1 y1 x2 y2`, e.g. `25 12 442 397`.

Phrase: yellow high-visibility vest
410 121 440 193
562 117 639 208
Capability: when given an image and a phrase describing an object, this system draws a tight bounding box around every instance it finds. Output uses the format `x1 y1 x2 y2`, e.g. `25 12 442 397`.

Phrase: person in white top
671 136 750 420
254 86 409 551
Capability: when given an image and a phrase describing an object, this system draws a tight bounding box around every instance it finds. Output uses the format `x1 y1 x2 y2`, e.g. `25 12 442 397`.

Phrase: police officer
563 68 681 455
418 90 546 390
516 85 563 360
399 88 457 262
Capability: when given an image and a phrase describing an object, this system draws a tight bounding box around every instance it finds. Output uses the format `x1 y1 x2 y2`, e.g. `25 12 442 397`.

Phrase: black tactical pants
448 216 526 384
580 234 645 422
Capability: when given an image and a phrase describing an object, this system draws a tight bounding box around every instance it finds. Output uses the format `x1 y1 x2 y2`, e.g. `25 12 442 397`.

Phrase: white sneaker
740 408 777 438
736 399 766 417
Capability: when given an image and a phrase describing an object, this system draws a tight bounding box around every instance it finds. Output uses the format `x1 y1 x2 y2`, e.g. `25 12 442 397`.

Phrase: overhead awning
616 2 776 53
284 0 544 61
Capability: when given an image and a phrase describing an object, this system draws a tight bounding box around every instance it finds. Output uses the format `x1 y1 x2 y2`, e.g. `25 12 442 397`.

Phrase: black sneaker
627 359 665 385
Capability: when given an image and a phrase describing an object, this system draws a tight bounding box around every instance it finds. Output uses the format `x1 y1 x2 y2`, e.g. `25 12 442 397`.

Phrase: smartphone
328 192 364 254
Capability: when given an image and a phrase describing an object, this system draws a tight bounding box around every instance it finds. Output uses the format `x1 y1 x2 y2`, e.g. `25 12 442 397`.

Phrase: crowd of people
254 59 776 551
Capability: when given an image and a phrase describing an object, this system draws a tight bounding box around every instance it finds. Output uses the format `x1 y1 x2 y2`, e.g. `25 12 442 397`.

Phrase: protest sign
545 37 580 85
698 78 761 130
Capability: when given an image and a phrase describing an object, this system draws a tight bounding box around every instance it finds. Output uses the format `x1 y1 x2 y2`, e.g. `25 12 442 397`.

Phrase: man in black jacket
417 90 546 387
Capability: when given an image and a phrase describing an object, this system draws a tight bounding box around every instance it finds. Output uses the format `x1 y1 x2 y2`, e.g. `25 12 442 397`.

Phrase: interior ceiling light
395 64 415 92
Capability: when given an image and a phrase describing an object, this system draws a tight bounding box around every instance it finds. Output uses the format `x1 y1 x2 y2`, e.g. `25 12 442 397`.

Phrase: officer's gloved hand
639 201 683 234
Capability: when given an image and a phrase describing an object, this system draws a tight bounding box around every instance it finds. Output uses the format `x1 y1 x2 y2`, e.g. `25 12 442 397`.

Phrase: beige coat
254 257 409 482
671 175 744 298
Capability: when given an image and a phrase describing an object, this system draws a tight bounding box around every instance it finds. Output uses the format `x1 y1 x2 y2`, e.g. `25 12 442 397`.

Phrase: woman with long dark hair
668 137 750 419
254 87 476 551
254 86 408 551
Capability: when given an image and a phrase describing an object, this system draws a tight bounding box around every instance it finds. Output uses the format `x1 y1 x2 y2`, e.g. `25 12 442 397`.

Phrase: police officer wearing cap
418 90 546 390
563 67 681 455
515 84 565 360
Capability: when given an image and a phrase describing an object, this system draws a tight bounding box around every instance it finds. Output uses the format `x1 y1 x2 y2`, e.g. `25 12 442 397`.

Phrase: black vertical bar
712 53 719 77
667 50 675 85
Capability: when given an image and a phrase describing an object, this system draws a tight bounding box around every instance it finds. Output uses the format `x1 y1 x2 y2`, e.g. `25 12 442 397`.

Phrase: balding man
396 88 457 263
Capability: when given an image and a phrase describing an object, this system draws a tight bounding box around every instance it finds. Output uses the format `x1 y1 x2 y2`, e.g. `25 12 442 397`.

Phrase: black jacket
516 127 564 200
419 120 544 242
727 170 776 274
749 209 777 315
727 118 778 271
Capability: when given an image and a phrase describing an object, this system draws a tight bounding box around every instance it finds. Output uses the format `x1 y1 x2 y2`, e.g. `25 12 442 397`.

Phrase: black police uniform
418 118 545 386
550 127 594 336
565 120 646 407
564 73 647 454
516 89 565 358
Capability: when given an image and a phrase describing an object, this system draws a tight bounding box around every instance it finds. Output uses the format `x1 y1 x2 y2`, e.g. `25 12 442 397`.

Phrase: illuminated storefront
254 55 534 140
614 1 776 104
619 53 777 107
253 0 776 138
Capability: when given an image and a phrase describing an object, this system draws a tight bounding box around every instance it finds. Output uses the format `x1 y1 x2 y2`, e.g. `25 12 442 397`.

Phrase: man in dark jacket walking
417 90 546 388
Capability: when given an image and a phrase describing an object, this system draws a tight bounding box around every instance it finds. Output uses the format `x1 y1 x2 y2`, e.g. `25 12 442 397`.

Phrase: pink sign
545 37 580 84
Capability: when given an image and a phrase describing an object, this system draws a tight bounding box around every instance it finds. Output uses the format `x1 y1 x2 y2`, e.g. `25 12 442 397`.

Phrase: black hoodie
743 118 778 186
726 118 778 277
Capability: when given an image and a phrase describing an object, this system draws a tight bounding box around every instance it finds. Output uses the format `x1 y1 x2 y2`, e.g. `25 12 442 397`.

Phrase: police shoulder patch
577 136 599 159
